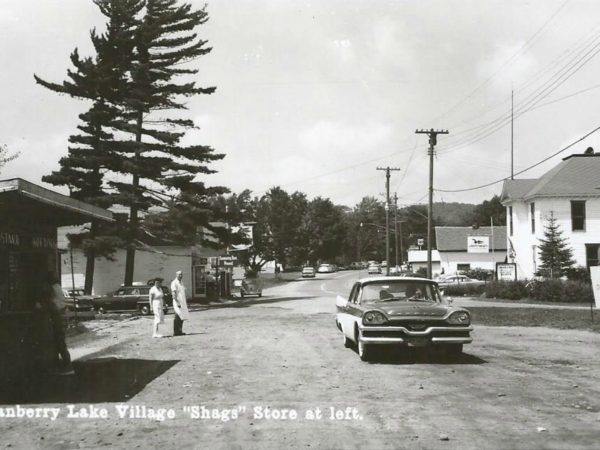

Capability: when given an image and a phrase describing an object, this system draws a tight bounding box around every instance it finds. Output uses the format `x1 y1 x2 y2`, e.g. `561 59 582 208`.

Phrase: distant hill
433 202 476 226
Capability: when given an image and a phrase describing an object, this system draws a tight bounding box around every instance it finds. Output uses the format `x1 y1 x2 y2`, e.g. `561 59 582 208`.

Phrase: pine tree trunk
124 110 144 285
84 221 97 294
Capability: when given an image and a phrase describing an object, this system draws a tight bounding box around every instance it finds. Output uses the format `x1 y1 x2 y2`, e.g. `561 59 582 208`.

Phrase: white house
501 150 600 279
435 226 507 274
407 249 441 276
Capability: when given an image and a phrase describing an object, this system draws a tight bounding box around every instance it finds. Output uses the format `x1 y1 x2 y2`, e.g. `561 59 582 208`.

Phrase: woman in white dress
149 279 165 338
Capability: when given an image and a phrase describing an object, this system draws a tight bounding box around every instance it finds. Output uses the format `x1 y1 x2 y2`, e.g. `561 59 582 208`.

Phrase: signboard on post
589 266 600 309
496 263 517 281
417 238 424 246
467 236 489 253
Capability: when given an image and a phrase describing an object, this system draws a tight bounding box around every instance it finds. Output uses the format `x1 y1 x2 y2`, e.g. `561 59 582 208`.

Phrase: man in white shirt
170 270 189 336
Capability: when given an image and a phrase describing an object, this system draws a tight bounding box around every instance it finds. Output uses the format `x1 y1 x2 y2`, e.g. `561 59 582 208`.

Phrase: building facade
435 226 507 275
501 151 600 279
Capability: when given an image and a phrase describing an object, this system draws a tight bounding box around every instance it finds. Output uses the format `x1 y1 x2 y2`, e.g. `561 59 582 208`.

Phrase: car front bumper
359 325 473 345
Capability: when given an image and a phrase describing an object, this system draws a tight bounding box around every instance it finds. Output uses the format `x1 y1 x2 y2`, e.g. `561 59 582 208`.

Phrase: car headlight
362 311 387 325
447 311 470 325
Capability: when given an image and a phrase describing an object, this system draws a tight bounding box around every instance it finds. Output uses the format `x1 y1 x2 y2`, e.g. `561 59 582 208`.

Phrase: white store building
500 150 600 279
435 226 507 275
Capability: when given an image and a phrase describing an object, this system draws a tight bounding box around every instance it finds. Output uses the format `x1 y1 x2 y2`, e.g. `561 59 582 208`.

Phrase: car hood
366 301 459 318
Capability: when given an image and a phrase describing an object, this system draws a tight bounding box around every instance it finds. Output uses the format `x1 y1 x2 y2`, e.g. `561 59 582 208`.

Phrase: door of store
193 265 207 298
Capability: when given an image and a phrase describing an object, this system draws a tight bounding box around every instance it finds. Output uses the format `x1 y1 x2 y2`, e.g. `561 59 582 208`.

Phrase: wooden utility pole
415 128 449 278
377 166 401 275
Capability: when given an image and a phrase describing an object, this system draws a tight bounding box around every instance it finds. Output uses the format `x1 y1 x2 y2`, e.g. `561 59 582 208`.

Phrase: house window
457 263 471 272
509 206 513 236
585 244 600 268
571 201 586 231
530 203 535 234
532 245 537 273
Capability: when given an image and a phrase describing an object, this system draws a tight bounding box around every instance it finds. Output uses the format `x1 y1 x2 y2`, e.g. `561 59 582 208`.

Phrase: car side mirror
336 295 348 308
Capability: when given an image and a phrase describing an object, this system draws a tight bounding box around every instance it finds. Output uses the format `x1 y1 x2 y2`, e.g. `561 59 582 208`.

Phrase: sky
2 0 600 208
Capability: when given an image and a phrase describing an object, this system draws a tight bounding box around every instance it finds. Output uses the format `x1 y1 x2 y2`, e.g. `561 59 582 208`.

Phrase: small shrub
564 266 591 283
464 268 494 281
485 281 528 300
444 283 485 296
528 279 593 303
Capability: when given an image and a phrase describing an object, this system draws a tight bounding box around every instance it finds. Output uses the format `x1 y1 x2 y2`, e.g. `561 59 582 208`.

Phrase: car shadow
356 347 487 365
0 357 179 404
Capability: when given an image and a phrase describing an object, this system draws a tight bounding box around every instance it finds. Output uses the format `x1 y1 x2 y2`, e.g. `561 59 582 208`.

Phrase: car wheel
357 338 373 361
342 330 352 348
139 305 150 315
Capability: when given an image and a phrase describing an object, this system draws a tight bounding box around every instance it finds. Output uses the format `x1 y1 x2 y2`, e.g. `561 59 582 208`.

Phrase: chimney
584 146 594 155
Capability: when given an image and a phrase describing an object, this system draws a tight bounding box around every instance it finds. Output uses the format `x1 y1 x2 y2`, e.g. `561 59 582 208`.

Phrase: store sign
496 263 517 281
467 236 489 253
0 232 20 246
589 266 600 309
31 236 57 249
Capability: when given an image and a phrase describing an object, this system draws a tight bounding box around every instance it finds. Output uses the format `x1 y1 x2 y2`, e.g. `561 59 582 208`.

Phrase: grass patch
469 306 600 333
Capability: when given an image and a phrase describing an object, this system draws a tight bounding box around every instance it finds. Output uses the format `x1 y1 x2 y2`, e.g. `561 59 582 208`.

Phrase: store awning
0 178 113 226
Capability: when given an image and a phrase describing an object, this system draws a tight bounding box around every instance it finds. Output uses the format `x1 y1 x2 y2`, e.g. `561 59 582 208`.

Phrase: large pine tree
36 0 224 286
35 0 142 293
537 211 575 278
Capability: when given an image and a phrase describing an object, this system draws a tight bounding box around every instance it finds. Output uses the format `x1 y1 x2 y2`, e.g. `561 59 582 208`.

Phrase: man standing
171 270 190 336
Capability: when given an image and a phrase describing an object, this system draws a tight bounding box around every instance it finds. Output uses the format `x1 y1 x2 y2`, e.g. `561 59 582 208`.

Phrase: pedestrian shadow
0 357 179 404
356 347 488 365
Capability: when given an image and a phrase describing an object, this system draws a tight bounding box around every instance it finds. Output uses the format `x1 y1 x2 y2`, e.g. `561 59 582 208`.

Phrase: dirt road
1 271 599 449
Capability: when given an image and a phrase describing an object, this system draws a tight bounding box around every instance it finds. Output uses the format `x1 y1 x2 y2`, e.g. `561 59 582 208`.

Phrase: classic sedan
437 274 486 289
301 267 316 278
93 284 171 315
62 288 95 312
335 277 472 361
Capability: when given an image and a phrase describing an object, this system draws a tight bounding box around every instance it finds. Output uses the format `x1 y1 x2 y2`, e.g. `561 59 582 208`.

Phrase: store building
0 178 113 383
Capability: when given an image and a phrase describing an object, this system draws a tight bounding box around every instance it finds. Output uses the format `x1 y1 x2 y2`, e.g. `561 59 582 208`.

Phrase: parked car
335 276 473 361
437 274 486 290
94 284 171 315
317 264 335 273
240 277 263 297
301 267 316 278
367 263 382 274
62 288 95 312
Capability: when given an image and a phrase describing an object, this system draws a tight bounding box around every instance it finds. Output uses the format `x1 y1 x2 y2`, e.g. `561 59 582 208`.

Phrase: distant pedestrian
41 272 74 375
170 270 190 336
149 279 165 338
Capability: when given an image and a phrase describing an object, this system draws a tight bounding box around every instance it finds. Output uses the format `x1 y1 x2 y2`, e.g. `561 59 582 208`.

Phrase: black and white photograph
1 0 600 448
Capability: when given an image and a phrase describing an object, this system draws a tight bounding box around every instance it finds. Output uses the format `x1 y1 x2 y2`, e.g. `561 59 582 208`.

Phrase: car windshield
360 281 441 304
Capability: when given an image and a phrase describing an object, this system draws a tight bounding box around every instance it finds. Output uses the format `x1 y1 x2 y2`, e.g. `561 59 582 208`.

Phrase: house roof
501 153 600 203
435 226 507 252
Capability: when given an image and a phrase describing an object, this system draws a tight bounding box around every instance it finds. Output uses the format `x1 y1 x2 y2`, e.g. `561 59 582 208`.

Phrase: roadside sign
467 236 489 253
417 238 424 246
590 266 600 308
496 263 516 281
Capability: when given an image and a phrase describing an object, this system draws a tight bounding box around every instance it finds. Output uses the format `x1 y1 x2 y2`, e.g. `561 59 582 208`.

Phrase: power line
428 0 571 125
435 124 600 193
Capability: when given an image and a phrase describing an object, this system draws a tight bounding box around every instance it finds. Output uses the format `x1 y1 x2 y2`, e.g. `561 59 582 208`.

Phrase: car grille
361 329 470 339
